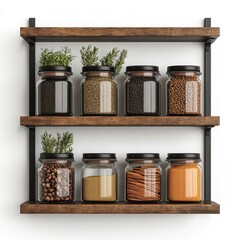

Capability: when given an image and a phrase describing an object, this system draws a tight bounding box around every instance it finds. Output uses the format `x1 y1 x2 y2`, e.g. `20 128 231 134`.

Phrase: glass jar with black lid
81 66 117 116
38 153 75 203
125 153 161 202
125 65 160 115
82 153 118 202
166 153 202 202
166 65 202 116
37 66 72 116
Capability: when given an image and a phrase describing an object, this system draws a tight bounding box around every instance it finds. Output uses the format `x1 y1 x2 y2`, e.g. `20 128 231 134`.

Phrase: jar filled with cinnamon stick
125 153 161 202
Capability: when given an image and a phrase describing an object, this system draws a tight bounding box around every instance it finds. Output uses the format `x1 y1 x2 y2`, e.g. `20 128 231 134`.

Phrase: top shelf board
20 116 220 127
20 27 220 43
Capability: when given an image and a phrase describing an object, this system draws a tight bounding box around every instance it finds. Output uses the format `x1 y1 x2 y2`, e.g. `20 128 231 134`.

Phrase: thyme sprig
41 131 74 153
39 47 75 67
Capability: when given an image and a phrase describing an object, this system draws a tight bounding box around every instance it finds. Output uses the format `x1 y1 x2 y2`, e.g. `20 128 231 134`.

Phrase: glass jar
166 153 202 202
82 153 118 202
166 65 202 116
38 153 75 203
125 153 161 202
37 66 72 116
125 65 160 115
81 66 117 115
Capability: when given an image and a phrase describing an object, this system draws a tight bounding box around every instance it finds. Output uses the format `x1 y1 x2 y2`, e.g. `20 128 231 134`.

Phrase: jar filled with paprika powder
166 153 202 202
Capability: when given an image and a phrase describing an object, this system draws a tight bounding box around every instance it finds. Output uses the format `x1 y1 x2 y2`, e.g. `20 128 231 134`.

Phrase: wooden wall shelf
20 116 220 127
19 18 220 215
20 201 220 214
20 27 220 43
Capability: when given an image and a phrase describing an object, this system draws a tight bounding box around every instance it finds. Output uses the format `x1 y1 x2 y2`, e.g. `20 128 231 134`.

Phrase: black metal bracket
28 18 36 201
204 126 211 202
204 18 212 202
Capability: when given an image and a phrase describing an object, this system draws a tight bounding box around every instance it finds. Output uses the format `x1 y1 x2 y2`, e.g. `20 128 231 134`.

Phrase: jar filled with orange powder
166 153 202 202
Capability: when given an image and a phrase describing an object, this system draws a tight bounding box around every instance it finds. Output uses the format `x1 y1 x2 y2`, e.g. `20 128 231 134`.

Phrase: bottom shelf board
20 201 220 214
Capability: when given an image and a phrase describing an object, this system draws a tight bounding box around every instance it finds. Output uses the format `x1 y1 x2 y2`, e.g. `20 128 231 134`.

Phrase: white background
0 0 239 239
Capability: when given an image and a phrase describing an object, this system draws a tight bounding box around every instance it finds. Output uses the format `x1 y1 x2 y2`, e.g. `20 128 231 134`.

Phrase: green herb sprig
80 45 128 75
80 45 99 66
40 47 75 67
41 131 74 153
100 47 120 66
114 49 127 75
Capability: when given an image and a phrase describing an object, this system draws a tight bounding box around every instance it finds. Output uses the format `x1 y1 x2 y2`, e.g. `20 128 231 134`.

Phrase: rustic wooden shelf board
20 27 220 43
20 116 220 127
20 201 220 214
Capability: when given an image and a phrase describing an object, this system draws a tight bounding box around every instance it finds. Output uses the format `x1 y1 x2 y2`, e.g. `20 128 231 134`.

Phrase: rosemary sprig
80 45 99 66
41 132 57 153
100 47 120 66
114 49 127 75
59 132 74 153
41 131 74 154
80 45 128 75
40 47 75 67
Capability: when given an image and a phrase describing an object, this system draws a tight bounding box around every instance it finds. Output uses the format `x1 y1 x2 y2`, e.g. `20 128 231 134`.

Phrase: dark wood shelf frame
20 201 220 214
20 18 220 214
20 116 220 127
20 27 220 43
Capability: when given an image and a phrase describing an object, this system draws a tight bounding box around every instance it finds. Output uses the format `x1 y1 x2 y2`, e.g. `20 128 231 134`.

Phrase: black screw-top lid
126 153 160 162
39 153 74 162
126 65 159 72
82 153 117 162
82 66 115 72
38 66 72 73
166 65 201 75
167 153 201 161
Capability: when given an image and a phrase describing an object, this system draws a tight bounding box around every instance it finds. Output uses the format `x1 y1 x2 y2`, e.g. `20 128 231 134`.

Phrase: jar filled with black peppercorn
125 66 160 115
37 66 73 116
166 65 202 116
38 153 75 203
81 66 117 115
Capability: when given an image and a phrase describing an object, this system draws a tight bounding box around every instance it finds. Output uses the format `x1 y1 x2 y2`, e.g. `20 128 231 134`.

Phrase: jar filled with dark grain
81 66 117 115
166 65 202 116
37 66 72 116
125 153 161 202
38 153 75 203
125 66 160 115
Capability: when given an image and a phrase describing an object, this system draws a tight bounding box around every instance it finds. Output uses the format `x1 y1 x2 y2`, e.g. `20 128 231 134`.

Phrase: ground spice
167 162 202 202
82 174 117 202
126 166 161 202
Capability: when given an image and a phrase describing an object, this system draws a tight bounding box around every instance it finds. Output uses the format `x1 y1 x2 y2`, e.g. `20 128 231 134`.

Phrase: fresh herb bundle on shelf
41 131 74 153
39 47 75 67
80 45 128 75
